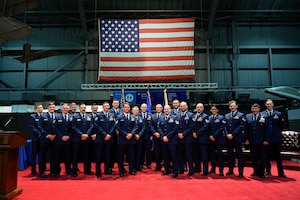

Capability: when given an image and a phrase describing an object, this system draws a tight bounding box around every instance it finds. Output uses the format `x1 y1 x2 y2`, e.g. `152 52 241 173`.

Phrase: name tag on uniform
259 117 265 123
184 116 189 120
169 118 174 123
215 119 220 123
273 115 279 119
139 119 143 123
234 116 239 119
197 117 203 121
58 119 63 122
35 119 39 122
77 118 81 121
87 117 92 121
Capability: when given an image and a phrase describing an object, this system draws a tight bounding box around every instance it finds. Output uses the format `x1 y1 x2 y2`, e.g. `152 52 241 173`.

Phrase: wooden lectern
0 131 27 200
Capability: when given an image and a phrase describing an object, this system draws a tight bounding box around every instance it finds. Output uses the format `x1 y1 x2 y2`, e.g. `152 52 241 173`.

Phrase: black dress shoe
238 174 244 178
178 170 184 174
104 171 115 175
96 174 102 178
54 174 60 178
146 164 151 169
154 168 161 171
130 172 136 176
265 172 271 176
201 173 208 176
40 173 45 178
226 171 233 176
72 173 78 177
31 171 38 175
187 172 194 176
119 173 124 177
279 174 287 178
209 168 215 174
220 172 224 176
250 173 257 177
172 173 178 178
66 171 73 176
84 172 93 175
162 171 170 176
260 175 265 178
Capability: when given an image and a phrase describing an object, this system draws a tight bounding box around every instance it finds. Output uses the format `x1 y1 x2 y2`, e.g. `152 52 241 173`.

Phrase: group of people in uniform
29 98 286 179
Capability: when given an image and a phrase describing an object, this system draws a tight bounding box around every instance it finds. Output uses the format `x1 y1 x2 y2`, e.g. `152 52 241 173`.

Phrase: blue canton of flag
100 19 140 52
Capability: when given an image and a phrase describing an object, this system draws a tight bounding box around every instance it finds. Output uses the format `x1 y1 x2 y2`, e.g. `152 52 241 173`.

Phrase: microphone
1 117 13 131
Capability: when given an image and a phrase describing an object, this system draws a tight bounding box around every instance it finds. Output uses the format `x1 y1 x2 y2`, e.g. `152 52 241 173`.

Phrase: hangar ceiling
1 0 300 42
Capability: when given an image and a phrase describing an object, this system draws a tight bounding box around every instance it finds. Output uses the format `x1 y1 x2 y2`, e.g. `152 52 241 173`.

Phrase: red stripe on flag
100 66 195 71
140 46 194 52
140 18 195 24
140 37 193 42
99 75 195 82
100 55 194 62
139 27 194 33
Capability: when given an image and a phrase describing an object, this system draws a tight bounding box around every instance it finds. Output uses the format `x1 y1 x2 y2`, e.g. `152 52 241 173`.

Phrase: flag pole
164 88 168 106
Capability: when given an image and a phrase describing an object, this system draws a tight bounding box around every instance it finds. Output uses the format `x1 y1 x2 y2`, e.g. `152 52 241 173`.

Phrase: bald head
180 101 188 112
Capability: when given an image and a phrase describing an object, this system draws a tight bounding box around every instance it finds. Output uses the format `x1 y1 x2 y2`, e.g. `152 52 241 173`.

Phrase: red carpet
16 160 300 200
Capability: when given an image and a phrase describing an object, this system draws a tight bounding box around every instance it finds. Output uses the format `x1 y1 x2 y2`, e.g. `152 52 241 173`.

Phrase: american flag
98 18 195 82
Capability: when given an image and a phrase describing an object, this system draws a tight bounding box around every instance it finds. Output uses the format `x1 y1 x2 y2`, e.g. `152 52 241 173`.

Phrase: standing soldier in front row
94 101 116 178
116 102 137 177
151 104 163 171
29 103 43 175
140 103 154 170
177 101 195 176
193 103 210 176
72 103 93 177
208 104 226 176
54 103 73 177
225 100 246 178
132 106 145 171
263 99 286 177
157 105 179 178
245 103 270 178
39 102 57 178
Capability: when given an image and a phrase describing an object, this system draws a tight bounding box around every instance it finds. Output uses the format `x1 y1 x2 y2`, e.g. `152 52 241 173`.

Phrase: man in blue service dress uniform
29 103 44 175
140 103 154 169
157 105 179 178
39 102 57 178
94 101 116 178
177 101 195 176
262 99 286 177
151 104 163 171
208 104 226 176
224 100 246 178
132 106 145 171
193 103 210 176
245 103 270 178
108 99 123 174
54 103 73 177
72 103 93 177
116 102 137 177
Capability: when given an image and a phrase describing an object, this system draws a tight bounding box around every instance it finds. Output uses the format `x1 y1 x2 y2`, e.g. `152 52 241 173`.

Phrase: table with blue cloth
18 139 36 170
